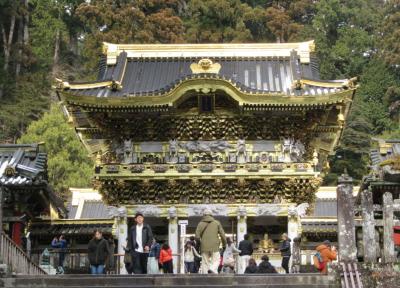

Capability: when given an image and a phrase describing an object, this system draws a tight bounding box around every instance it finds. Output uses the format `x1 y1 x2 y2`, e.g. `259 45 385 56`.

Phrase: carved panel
98 177 320 206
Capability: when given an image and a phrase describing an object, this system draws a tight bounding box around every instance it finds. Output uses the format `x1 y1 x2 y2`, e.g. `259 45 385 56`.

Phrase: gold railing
0 232 46 275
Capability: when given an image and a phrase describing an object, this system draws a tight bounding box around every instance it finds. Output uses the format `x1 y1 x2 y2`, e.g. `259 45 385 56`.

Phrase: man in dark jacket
88 230 110 274
238 234 253 274
127 212 153 274
279 233 291 274
258 255 277 273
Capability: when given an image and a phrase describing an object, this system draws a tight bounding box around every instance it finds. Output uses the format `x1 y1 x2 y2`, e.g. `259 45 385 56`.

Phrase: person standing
195 209 227 274
147 238 161 274
184 241 201 273
222 237 240 273
189 236 201 273
88 230 110 274
51 235 67 274
127 212 153 274
316 240 337 274
238 234 253 274
159 243 173 273
279 233 291 274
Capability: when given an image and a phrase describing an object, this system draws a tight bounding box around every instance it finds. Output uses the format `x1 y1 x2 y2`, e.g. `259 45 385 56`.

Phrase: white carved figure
298 203 308 217
236 139 247 155
123 139 133 164
108 206 127 218
288 203 309 218
237 205 247 218
282 138 294 162
290 140 305 162
180 140 231 153
169 139 179 156
168 206 177 219
187 204 228 216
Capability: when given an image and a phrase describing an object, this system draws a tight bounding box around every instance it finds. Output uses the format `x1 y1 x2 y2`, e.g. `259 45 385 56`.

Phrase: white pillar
288 215 299 246
168 206 178 274
237 206 247 242
287 204 307 273
113 207 128 274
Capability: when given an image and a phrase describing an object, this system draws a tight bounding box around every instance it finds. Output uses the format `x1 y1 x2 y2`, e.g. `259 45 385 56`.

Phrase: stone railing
0 232 46 275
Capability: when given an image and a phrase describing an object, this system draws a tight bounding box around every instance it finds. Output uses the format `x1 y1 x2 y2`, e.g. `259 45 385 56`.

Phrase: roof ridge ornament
190 58 221 74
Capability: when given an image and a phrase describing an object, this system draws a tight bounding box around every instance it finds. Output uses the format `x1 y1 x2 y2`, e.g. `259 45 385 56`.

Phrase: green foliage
0 73 50 142
30 0 68 69
18 105 93 197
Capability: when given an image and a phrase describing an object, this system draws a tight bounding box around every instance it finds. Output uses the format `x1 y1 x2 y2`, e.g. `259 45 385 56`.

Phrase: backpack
313 252 325 271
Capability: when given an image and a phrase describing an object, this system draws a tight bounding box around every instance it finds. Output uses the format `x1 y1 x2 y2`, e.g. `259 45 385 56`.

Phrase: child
159 243 173 273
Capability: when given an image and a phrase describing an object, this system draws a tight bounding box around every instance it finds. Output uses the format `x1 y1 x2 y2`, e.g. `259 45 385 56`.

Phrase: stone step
2 274 339 288
18 286 336 288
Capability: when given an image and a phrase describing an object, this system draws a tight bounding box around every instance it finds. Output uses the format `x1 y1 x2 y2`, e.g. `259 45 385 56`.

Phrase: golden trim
55 80 122 91
190 59 221 74
60 78 355 108
300 79 346 88
102 40 316 64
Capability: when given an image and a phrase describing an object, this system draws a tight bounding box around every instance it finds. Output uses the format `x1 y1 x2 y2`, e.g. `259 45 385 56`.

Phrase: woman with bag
147 238 161 274
184 241 201 273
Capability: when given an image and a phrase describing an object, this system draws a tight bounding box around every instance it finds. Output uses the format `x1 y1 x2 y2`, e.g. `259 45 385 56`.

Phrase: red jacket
316 244 337 274
159 248 173 264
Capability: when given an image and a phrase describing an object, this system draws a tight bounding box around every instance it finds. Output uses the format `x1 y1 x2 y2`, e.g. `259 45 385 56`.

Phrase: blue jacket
279 239 291 257
149 242 161 259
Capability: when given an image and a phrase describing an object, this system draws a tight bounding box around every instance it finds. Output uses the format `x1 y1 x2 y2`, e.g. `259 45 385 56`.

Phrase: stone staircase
1 274 339 288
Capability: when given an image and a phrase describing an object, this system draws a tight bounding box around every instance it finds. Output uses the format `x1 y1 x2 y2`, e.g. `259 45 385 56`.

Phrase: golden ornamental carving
190 58 221 74
97 177 320 206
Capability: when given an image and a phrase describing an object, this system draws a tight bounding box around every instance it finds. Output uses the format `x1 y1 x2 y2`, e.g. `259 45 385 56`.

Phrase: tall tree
18 105 93 197
76 0 185 72
184 0 252 43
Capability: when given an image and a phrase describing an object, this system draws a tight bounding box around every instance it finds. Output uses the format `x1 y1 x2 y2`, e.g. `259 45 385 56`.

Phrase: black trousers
282 256 290 274
162 260 173 273
133 251 148 274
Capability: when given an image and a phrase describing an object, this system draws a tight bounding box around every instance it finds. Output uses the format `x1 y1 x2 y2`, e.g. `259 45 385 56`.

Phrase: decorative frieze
96 177 321 206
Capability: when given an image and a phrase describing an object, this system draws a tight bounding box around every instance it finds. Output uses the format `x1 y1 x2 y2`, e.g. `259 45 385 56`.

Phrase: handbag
124 250 132 264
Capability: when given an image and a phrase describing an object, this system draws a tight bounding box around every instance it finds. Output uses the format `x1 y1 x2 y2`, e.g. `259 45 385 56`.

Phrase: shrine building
55 40 357 272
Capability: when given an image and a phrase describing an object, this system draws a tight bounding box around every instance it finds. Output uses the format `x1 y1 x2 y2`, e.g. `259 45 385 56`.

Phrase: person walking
159 243 173 273
238 234 253 274
195 208 227 274
127 212 153 274
184 241 201 273
316 240 337 274
222 237 240 273
244 258 258 274
189 236 201 273
257 255 277 273
279 233 291 274
147 238 161 274
51 235 67 274
106 236 115 274
88 230 110 275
